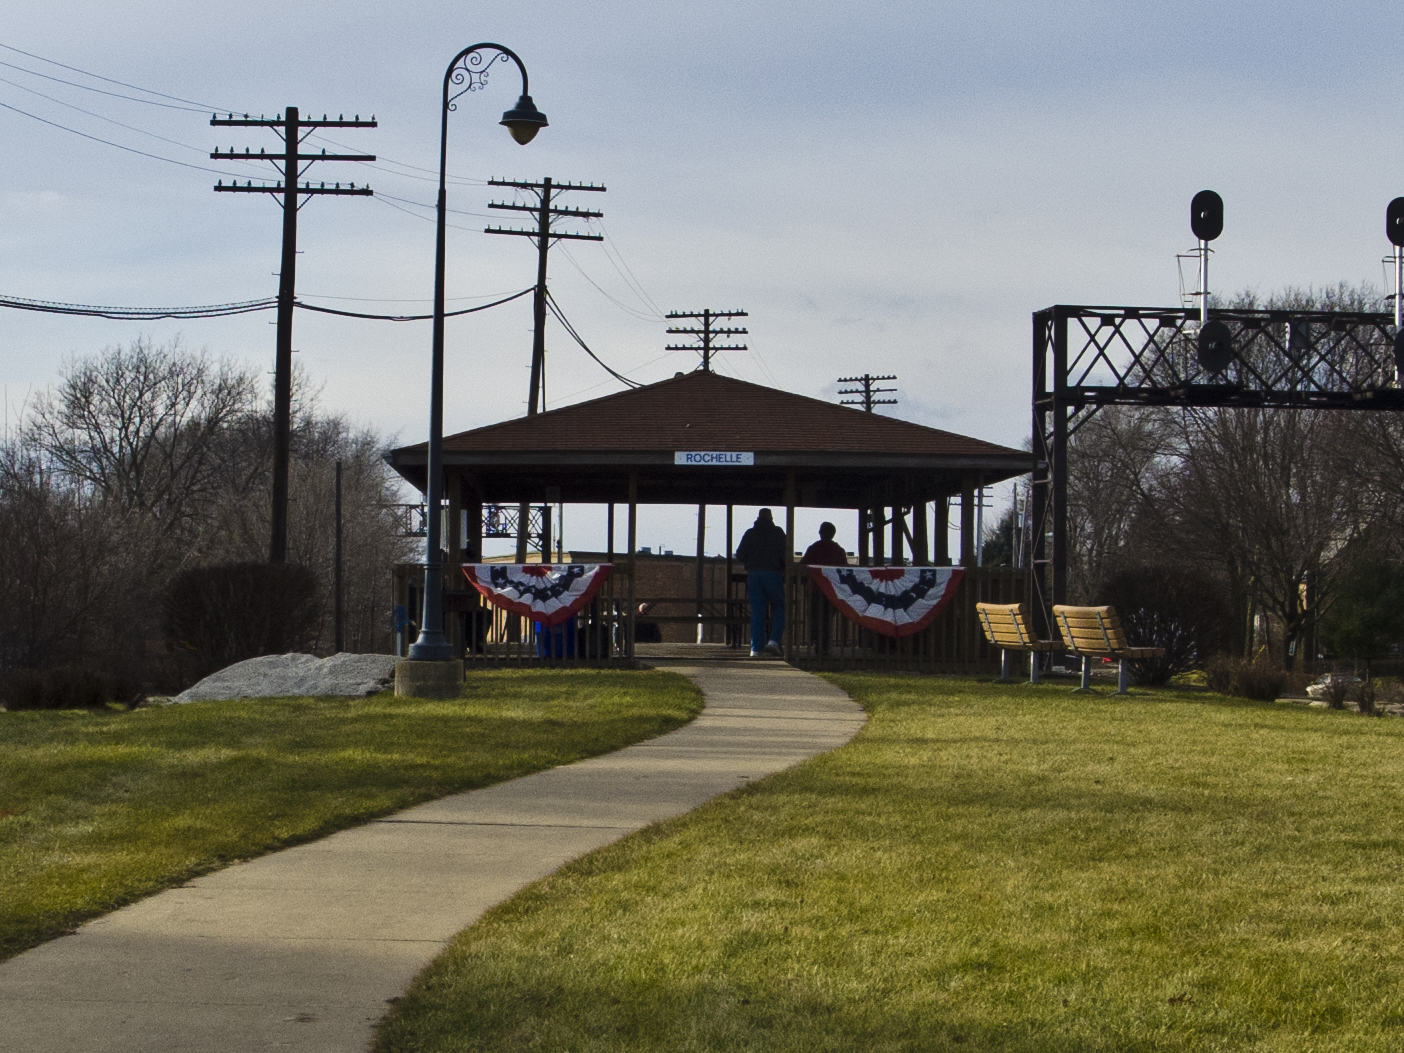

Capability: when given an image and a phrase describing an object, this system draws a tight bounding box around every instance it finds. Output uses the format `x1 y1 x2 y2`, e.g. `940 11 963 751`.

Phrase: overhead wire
375 190 497 221
597 221 665 318
306 133 488 187
545 291 642 388
0 287 532 322
0 294 277 319
0 41 233 112
0 74 266 171
298 289 523 304
0 98 254 178
554 351 673 404
559 245 661 322
0 56 217 114
297 286 531 321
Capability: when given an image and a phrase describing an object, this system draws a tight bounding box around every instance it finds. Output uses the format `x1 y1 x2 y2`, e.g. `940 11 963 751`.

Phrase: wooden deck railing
391 562 1027 672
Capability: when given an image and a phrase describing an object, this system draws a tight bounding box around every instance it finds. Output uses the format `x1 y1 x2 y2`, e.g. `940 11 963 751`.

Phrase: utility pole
485 177 605 415
212 107 376 563
665 310 748 372
838 373 897 412
334 460 344 652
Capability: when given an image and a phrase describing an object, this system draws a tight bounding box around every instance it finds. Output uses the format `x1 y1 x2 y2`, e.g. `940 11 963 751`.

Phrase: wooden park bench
1051 604 1165 694
975 602 1056 684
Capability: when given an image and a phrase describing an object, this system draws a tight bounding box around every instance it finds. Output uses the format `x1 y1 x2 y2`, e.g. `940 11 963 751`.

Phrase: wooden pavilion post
784 471 796 660
960 477 978 667
726 504 735 648
872 506 885 565
912 501 929 564
857 507 869 566
463 476 484 658
465 476 483 565
935 498 950 565
960 476 976 566
444 471 463 656
890 506 906 566
695 503 706 644
627 472 638 661
606 503 615 562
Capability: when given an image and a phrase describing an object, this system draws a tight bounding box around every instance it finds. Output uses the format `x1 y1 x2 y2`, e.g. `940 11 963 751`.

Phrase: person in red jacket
801 522 847 654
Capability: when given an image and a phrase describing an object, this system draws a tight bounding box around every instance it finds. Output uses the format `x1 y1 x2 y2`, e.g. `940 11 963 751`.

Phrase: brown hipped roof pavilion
388 370 1029 512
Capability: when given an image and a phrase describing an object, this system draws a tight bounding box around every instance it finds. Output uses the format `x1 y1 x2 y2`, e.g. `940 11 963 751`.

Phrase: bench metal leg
1029 651 1041 684
1075 655 1093 692
1116 658 1129 695
998 649 1012 682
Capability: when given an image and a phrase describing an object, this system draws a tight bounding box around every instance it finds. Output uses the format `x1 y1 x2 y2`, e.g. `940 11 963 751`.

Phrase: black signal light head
1387 197 1404 248
1191 190 1223 242
1198 319 1234 373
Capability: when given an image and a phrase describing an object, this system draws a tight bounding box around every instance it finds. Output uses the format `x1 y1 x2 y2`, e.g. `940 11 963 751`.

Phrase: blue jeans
747 571 785 653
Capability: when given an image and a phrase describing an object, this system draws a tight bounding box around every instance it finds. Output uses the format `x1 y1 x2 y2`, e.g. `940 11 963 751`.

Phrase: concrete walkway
0 660 864 1052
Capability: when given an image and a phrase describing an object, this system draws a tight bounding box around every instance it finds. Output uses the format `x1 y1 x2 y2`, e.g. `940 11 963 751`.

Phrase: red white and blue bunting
807 565 965 638
463 564 613 627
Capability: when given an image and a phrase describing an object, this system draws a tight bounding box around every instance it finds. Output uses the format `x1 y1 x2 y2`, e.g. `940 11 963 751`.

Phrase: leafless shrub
163 563 322 677
1205 651 1308 701
0 341 413 685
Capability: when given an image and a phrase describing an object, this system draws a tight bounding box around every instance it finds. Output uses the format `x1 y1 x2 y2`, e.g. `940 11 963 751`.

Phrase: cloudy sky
1 1 1398 555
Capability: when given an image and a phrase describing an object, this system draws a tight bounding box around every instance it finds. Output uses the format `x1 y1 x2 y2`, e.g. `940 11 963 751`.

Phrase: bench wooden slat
975 602 1047 652
1052 605 1165 659
1056 614 1124 630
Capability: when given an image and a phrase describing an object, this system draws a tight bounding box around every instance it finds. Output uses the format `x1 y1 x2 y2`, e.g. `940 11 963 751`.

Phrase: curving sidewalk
0 659 865 1053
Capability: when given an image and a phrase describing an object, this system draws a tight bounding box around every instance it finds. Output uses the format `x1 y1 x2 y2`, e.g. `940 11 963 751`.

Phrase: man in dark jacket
734 507 787 656
801 522 847 654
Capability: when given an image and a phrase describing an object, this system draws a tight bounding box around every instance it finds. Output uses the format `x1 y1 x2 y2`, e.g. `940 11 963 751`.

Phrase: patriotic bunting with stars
807 565 964 638
464 564 613 627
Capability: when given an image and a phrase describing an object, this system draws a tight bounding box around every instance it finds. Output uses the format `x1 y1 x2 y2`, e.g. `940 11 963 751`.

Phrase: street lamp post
406 44 547 665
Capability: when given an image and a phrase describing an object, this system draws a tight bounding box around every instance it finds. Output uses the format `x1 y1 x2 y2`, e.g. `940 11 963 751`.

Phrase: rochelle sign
673 451 755 466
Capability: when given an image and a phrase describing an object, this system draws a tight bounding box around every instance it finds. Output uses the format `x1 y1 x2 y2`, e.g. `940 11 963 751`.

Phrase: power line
597 223 665 319
0 98 250 177
375 190 497 220
307 133 489 186
0 74 264 169
298 289 524 304
545 291 642 388
0 41 233 112
0 287 533 322
0 294 277 319
559 244 660 322
554 351 673 404
0 56 216 114
298 286 532 321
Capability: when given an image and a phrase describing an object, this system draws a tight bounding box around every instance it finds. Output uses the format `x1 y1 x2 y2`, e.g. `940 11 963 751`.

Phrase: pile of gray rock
172 653 399 704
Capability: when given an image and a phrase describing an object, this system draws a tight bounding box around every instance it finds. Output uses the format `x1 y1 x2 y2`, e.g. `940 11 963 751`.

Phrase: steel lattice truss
1029 304 1402 644
481 503 546 539
388 502 546 540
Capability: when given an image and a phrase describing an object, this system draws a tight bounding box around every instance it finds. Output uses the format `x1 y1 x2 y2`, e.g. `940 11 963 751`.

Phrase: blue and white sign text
674 451 755 466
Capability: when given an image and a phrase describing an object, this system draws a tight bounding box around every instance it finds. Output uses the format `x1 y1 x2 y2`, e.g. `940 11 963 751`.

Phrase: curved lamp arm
408 43 545 664
442 44 547 145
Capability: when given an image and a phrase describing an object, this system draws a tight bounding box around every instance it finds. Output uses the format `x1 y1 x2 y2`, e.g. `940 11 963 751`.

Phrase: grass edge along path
374 674 1404 1053
0 667 702 961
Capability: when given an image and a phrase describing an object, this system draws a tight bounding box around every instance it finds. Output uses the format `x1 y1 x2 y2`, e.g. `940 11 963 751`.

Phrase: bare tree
23 337 258 538
1064 405 1169 602
0 340 412 679
1154 404 1359 666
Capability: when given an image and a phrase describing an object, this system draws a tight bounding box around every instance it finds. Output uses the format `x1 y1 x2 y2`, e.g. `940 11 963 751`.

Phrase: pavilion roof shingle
425 370 1022 458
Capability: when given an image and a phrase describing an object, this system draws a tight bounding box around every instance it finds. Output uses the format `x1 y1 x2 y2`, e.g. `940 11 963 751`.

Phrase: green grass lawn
0 668 702 961
375 676 1404 1053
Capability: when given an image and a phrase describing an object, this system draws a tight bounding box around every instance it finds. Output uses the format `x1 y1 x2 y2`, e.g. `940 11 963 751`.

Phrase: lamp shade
500 94 548 145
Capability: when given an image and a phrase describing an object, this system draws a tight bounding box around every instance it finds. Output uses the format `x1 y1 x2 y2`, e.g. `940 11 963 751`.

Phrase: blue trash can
535 616 577 658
